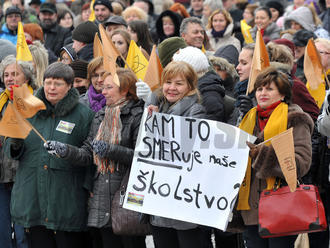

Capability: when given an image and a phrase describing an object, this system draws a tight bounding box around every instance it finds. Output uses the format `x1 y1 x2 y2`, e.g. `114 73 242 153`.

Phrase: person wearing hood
72 21 98 62
154 10 182 44
251 7 281 41
284 6 330 39
206 9 241 53
0 6 22 45
59 44 77 65
265 1 284 23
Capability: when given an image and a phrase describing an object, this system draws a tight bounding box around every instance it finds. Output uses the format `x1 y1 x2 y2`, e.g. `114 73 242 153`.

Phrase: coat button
105 213 109 216
44 165 48 170
106 179 109 183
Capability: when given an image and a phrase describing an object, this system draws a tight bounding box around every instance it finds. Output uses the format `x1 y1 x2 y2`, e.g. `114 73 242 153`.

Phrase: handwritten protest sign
123 110 256 230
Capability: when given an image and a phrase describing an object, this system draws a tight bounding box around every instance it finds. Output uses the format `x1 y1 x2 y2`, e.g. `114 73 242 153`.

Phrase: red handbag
258 184 327 238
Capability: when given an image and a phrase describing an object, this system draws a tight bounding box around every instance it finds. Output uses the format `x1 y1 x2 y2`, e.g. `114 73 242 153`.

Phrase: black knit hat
265 1 284 17
40 2 57 14
72 21 99 44
293 29 317 47
5 6 22 18
70 60 88 79
93 0 113 12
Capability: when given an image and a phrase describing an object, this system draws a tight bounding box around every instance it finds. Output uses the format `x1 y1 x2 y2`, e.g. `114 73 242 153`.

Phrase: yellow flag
271 128 297 192
241 19 254 44
126 40 149 80
144 45 163 91
201 44 206 53
16 22 33 61
247 29 270 94
306 82 326 109
13 84 46 118
88 0 95 22
93 33 103 58
0 102 32 138
304 39 323 90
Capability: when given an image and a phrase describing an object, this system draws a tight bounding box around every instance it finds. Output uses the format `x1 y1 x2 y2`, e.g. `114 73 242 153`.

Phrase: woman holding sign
146 61 206 248
238 67 313 247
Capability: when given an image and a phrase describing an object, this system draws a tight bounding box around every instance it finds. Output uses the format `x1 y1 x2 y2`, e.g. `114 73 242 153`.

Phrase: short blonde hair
122 6 148 22
207 9 233 30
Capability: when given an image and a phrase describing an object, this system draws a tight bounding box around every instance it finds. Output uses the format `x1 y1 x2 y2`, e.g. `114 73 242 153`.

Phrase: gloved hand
246 141 260 159
44 141 68 158
136 81 151 102
92 140 111 158
237 95 253 116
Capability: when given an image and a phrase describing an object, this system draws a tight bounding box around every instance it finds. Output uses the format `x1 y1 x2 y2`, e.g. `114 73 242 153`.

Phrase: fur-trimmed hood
208 55 239 82
35 86 80 118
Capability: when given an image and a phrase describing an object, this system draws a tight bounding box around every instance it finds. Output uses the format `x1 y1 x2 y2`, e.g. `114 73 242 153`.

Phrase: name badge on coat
56 120 75 134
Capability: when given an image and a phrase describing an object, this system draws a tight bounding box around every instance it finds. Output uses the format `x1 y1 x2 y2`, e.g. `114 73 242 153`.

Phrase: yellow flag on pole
304 39 323 90
88 0 95 22
144 45 162 91
246 29 270 94
241 19 254 44
93 33 103 58
16 22 33 61
271 128 297 192
13 84 46 118
0 102 32 138
126 40 149 80
98 24 120 86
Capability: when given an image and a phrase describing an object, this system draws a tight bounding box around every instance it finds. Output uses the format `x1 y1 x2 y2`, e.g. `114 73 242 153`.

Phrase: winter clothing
251 22 281 41
60 44 77 62
5 6 22 18
70 60 88 79
93 0 113 12
157 37 187 67
40 2 57 13
172 46 209 73
0 39 16 61
86 99 144 228
0 23 17 45
8 87 94 232
317 90 330 137
239 104 313 225
72 21 98 44
80 85 106 112
155 10 182 43
214 44 239 67
319 8 330 34
265 1 284 18
104 15 127 27
207 22 241 52
76 42 94 62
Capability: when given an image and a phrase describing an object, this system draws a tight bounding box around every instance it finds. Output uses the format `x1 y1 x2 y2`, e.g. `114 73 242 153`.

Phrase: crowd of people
0 0 330 247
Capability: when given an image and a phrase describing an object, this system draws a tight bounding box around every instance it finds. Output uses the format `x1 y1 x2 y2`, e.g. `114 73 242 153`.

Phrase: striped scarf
93 98 128 174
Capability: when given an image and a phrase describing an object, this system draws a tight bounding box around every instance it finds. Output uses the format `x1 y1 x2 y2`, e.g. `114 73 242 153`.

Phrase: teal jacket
8 87 94 231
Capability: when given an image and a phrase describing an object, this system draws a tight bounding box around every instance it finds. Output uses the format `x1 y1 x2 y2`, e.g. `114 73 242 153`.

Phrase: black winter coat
43 24 72 57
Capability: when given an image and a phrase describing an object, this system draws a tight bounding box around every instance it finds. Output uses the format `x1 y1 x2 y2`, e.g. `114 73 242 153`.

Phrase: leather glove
44 141 68 158
237 95 253 116
11 138 24 150
92 140 111 158
246 141 260 159
136 81 151 102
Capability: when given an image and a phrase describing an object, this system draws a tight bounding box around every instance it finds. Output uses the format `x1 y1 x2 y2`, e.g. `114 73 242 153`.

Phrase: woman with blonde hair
29 41 49 88
206 9 241 52
122 6 148 23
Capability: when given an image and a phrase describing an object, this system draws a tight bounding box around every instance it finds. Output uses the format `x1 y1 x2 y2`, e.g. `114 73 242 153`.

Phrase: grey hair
29 41 49 89
44 62 74 85
180 17 204 36
203 0 223 11
0 55 36 89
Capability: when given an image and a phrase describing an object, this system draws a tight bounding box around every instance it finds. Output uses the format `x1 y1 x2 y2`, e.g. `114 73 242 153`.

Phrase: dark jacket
154 10 182 43
87 100 144 228
8 87 94 231
240 104 314 225
198 70 226 122
43 24 72 57
77 43 94 62
146 92 206 230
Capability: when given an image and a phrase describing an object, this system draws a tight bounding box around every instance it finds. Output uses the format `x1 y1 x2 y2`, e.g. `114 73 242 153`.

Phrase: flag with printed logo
126 40 149 80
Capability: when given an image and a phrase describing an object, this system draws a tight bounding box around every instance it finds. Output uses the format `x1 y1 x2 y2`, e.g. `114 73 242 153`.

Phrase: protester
128 20 154 55
188 0 203 18
59 44 77 65
93 0 113 25
180 17 204 49
86 68 146 248
0 6 22 45
111 29 131 66
242 3 258 27
146 61 205 248
80 57 106 112
122 6 148 23
104 15 128 36
265 1 284 23
7 62 94 248
29 41 49 88
238 67 314 247
201 0 223 27
70 59 89 95
154 10 182 44
0 55 36 248
206 9 241 52
58 9 74 31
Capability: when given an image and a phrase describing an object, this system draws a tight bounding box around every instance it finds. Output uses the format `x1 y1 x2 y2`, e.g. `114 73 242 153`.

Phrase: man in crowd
12 0 38 23
188 0 203 18
180 17 204 49
39 2 71 62
93 0 113 25
104 15 127 36
0 6 21 45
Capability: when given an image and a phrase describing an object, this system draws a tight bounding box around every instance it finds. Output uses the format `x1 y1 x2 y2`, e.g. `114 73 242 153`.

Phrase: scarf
237 102 288 210
260 28 265 37
257 100 282 130
93 98 128 174
88 85 106 112
211 27 226 38
0 85 33 114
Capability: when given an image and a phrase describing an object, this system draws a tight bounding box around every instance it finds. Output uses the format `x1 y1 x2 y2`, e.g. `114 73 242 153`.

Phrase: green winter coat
8 87 94 232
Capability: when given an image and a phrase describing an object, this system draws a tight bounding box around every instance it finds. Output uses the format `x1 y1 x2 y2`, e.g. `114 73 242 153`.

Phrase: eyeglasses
91 72 105 80
44 81 67 87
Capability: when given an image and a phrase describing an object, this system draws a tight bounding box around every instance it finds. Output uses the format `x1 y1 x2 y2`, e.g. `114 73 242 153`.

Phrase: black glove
237 95 253 116
11 138 24 150
92 140 111 158
44 141 68 158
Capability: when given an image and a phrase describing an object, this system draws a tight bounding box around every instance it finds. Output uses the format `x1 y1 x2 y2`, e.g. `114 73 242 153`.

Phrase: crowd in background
0 0 329 247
